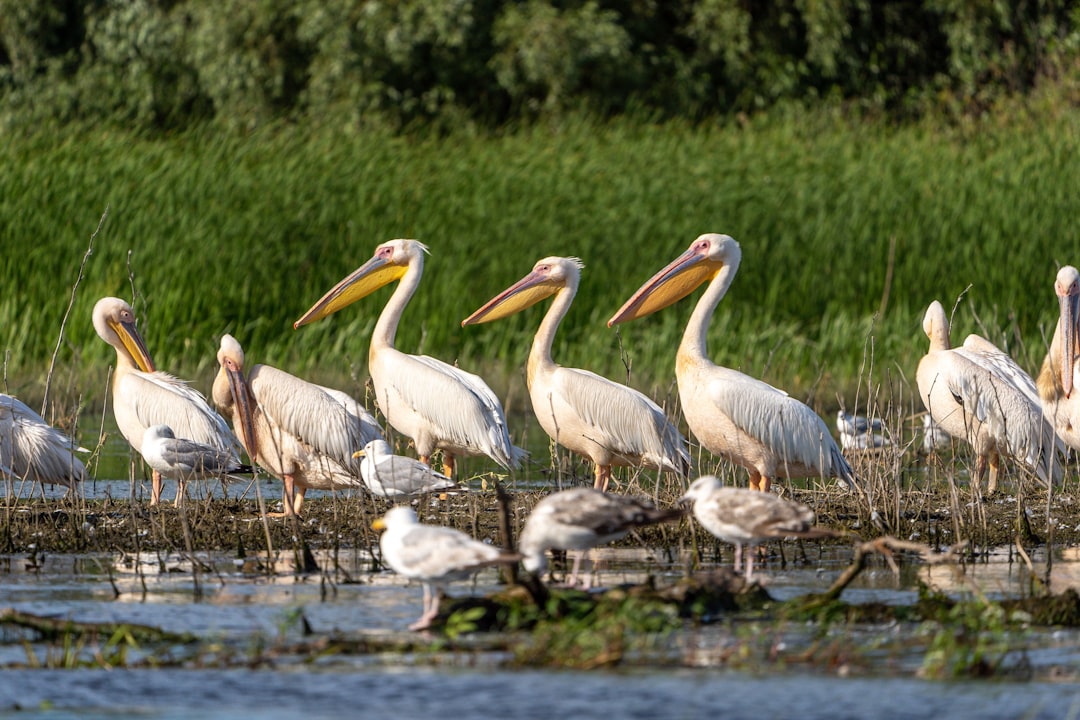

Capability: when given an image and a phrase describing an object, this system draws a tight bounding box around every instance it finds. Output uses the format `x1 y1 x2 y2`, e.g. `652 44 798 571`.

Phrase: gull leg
151 470 163 506
173 477 186 508
733 542 743 572
410 584 441 631
744 547 756 584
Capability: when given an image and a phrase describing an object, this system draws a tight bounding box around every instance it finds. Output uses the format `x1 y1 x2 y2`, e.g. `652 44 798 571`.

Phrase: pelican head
215 334 258 459
92 297 156 372
1056 265 1080 398
294 239 429 328
462 256 583 326
608 234 741 326
922 300 950 351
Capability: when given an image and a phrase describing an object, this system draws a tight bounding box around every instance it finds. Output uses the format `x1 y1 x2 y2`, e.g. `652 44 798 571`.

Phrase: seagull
835 410 890 451
352 439 462 499
518 487 686 588
140 424 253 505
372 505 520 630
679 475 834 582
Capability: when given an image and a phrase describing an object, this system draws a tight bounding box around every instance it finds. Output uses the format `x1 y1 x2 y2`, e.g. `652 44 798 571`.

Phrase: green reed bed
1 102 1078 420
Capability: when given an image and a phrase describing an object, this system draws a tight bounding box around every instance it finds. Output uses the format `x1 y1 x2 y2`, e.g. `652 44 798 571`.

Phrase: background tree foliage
2 0 1078 132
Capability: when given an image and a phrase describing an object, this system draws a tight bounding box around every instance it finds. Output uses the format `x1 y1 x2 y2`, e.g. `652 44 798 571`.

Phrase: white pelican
352 439 461 499
92 297 241 505
917 300 1062 493
0 394 86 490
1038 265 1080 451
212 334 381 516
140 425 253 505
608 234 857 493
462 256 689 490
680 475 830 582
372 505 519 631
518 487 685 587
294 239 526 478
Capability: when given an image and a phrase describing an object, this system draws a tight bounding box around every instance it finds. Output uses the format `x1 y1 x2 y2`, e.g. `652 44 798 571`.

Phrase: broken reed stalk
0 606 194 644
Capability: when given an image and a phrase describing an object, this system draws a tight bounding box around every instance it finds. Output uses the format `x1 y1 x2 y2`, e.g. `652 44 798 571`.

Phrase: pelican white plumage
140 424 253 505
0 394 86 490
92 297 241 505
680 475 831 582
518 487 685 587
917 300 1062 493
1038 265 1080 452
608 234 857 493
372 505 520 630
462 256 689 490
212 334 381 516
352 439 461 499
294 239 526 478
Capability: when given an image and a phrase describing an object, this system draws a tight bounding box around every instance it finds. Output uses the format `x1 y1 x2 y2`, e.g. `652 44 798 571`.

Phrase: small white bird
835 410 890 451
352 439 462 499
680 475 833 582
372 505 520 630
140 425 253 506
518 487 686 587
0 394 86 490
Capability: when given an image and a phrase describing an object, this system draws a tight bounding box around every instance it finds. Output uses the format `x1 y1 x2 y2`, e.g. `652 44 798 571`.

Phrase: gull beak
372 517 387 531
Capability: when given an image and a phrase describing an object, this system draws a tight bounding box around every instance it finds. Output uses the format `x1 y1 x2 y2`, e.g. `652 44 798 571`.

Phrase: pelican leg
595 465 611 491
292 486 307 515
269 475 300 517
442 454 455 479
987 453 1001 495
150 470 163 506
973 455 988 495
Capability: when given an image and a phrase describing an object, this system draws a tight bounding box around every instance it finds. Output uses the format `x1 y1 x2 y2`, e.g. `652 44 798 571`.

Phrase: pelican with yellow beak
608 234 857 493
92 297 241 505
294 239 526 478
463 256 688 490
1039 265 1080 452
213 334 381 516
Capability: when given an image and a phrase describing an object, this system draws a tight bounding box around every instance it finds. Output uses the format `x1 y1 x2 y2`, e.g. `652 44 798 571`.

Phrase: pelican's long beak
462 269 559 326
1059 285 1080 399
294 253 408 328
371 517 387 531
223 359 258 459
110 318 156 373
608 245 717 326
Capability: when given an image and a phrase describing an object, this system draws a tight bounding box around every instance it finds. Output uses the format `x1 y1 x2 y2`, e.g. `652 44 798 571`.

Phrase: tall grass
1 98 1078 421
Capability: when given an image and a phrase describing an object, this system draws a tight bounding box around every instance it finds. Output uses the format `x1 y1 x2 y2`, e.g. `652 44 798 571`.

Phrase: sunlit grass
1 97 1077 425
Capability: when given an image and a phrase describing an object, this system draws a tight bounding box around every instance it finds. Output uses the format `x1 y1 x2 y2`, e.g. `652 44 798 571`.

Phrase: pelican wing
710 369 854 483
248 365 369 467
959 336 1041 406
396 354 524 468
0 395 86 486
125 371 239 452
940 356 1061 483
551 367 689 471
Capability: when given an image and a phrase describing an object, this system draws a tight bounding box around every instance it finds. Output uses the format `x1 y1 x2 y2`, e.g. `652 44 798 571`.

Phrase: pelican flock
608 234 858 493
462 256 689 490
294 239 526 479
917 300 1062 493
92 297 241 505
212 333 381 515
13 229 1075 632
